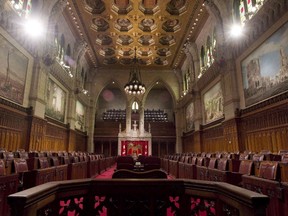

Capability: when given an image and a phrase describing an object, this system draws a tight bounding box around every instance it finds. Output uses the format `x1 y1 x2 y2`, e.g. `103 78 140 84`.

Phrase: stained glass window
236 0 265 26
206 36 212 67
9 0 32 19
212 27 217 61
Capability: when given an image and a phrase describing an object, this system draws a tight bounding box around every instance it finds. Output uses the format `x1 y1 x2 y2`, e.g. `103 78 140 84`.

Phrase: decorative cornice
200 116 225 130
239 91 288 116
0 97 32 114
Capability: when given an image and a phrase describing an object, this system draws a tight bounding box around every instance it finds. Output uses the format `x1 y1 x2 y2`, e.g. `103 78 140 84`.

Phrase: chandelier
124 49 146 95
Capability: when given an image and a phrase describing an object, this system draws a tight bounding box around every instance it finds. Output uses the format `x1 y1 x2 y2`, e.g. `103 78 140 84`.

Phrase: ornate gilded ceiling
66 0 208 70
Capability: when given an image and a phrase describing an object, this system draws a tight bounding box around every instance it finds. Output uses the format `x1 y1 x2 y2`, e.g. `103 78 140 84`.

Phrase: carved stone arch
129 97 142 110
142 79 176 109
48 0 67 25
203 0 227 57
184 42 198 83
74 40 88 64
44 0 67 59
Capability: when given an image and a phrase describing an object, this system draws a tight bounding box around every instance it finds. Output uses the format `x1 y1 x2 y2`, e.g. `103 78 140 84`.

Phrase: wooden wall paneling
182 131 194 153
28 117 46 151
74 130 88 152
201 124 224 153
44 122 68 152
68 129 76 152
239 97 288 153
0 103 29 151
223 118 240 153
193 130 202 153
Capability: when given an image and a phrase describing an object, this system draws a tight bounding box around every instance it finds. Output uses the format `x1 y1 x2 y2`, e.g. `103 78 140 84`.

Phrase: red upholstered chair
217 158 228 171
0 159 19 216
239 153 249 160
279 154 288 182
13 158 28 173
208 158 217 169
38 157 50 169
258 161 279 180
242 161 282 216
12 158 29 190
196 157 208 180
227 160 254 186
238 160 254 175
191 157 197 165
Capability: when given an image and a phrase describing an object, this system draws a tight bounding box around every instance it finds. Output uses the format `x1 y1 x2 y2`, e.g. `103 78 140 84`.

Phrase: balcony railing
8 179 268 216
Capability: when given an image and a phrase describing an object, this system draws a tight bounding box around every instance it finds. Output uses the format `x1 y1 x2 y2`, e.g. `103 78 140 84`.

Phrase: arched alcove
96 83 126 122
145 82 174 123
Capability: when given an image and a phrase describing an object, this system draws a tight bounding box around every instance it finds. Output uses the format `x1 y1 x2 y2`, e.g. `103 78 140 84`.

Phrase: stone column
139 104 145 136
126 103 132 134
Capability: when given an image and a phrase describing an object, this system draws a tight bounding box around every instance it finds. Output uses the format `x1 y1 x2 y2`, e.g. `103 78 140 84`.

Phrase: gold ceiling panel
68 0 207 69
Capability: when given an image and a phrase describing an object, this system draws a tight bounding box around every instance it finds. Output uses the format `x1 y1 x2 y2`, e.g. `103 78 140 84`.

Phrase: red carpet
95 165 117 179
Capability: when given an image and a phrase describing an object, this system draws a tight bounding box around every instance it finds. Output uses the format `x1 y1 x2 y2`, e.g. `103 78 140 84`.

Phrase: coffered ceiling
65 0 208 70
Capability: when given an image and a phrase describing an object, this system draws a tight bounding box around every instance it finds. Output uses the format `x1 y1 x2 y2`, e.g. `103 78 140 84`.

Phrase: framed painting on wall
0 33 28 104
203 82 223 124
186 102 194 131
75 100 85 131
45 78 66 122
241 21 288 107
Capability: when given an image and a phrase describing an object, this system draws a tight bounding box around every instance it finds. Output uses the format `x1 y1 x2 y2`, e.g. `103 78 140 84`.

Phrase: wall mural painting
75 100 85 131
203 82 223 124
0 34 28 104
45 79 66 122
241 21 288 106
186 102 194 131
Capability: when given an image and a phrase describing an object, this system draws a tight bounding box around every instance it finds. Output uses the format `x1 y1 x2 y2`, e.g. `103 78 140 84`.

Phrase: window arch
54 25 59 55
212 27 217 61
10 0 33 18
206 36 212 67
64 44 71 65
59 34 65 62
234 0 265 26
200 46 205 68
183 68 191 94
132 101 139 112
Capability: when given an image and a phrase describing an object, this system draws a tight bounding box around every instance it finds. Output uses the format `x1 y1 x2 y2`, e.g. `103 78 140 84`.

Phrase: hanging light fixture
124 48 146 95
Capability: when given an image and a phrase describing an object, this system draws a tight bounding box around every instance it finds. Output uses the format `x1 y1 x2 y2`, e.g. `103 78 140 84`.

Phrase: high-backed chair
12 158 29 190
144 156 161 171
242 161 282 216
0 159 19 216
116 156 135 170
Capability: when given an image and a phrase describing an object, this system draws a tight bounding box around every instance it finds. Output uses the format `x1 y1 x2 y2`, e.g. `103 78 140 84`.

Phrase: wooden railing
8 179 269 216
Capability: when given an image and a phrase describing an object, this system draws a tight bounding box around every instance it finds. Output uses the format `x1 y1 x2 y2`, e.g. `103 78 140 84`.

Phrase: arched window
212 27 217 61
59 34 65 62
234 0 265 26
10 0 33 18
64 44 71 65
54 25 59 55
132 101 139 112
200 46 205 68
206 36 212 67
183 68 190 94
